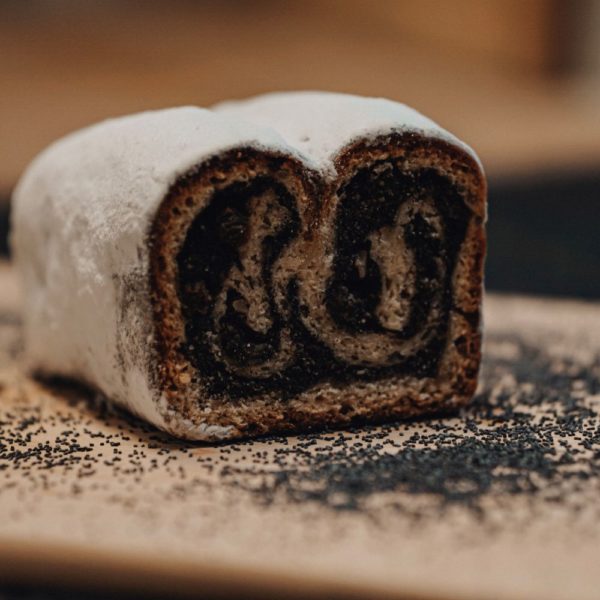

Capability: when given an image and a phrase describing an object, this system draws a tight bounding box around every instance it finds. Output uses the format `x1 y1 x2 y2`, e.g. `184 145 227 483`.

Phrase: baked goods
12 94 486 441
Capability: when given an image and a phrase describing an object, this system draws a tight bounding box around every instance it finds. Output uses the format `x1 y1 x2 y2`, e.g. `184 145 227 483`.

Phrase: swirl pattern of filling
175 159 470 400
177 177 302 396
316 163 469 379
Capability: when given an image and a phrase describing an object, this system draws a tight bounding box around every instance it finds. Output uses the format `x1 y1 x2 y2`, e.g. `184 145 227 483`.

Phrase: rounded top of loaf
214 91 482 174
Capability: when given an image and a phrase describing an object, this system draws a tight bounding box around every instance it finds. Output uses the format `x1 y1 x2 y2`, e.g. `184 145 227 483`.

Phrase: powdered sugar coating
214 91 482 177
11 107 294 438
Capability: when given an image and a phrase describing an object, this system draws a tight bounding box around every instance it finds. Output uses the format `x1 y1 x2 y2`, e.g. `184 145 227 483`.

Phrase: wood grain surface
1 262 599 600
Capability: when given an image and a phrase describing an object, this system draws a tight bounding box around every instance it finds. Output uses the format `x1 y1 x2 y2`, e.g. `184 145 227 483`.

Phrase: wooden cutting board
1 261 599 600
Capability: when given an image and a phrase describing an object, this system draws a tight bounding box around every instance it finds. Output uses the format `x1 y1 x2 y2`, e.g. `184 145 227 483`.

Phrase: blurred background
1 0 599 297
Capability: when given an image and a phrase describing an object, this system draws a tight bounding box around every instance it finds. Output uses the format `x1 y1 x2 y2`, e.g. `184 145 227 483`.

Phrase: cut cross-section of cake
215 92 486 432
13 94 486 441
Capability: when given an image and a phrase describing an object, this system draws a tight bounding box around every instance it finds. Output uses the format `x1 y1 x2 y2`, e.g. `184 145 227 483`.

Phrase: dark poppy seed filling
177 177 301 396
319 163 470 378
176 161 470 401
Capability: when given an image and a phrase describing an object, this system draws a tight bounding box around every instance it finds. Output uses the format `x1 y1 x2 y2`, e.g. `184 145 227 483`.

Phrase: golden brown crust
147 135 486 441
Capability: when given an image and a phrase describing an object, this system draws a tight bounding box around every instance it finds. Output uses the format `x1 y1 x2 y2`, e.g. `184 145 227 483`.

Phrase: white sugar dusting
214 91 482 176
